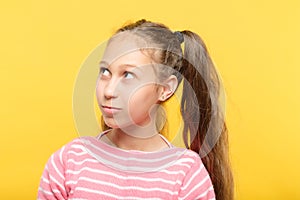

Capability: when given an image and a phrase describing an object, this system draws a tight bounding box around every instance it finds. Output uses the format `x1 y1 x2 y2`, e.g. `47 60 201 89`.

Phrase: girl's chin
103 119 131 129
103 121 119 129
103 116 153 129
103 121 146 130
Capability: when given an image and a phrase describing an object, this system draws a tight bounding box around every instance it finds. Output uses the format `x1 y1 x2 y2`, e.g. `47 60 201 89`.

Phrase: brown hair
103 19 234 200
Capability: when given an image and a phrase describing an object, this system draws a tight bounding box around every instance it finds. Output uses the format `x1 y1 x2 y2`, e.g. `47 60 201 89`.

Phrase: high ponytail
180 30 234 200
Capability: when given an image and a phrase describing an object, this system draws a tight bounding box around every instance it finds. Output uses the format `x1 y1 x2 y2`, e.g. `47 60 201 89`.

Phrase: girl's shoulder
55 136 93 151
48 136 97 163
172 147 205 171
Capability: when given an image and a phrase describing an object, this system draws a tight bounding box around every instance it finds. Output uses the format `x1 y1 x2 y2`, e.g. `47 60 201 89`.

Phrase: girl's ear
158 75 178 102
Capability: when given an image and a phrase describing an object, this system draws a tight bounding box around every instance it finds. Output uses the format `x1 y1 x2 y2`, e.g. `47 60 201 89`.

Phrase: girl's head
97 21 183 135
97 19 234 200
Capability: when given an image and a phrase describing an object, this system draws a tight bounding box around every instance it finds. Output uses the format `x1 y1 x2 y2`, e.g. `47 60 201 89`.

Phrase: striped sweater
38 133 215 199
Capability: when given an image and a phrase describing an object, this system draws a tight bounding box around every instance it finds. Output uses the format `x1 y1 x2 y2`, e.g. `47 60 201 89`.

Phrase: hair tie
174 31 184 44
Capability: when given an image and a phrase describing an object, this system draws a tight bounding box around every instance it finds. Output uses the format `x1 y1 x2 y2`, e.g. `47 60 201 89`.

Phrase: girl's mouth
101 105 122 115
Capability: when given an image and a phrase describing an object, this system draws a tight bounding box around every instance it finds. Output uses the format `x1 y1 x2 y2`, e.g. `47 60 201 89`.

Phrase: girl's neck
105 128 169 152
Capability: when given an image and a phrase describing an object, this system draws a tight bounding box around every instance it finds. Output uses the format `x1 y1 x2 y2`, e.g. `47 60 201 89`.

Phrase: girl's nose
104 79 118 99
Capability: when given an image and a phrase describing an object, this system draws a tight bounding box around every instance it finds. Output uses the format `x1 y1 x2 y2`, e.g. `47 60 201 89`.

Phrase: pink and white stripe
38 134 215 200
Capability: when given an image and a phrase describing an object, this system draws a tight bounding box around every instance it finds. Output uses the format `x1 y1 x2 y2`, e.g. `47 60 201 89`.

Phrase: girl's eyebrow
99 60 109 66
119 64 143 74
99 60 143 72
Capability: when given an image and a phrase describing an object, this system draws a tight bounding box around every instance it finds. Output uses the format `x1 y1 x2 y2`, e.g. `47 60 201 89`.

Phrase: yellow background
1 0 299 199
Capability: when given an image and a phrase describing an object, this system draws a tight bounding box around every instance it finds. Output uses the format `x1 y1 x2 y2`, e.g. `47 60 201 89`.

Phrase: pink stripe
38 136 215 199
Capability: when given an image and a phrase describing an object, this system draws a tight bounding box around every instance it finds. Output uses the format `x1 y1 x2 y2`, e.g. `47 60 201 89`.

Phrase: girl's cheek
96 83 105 100
117 82 139 99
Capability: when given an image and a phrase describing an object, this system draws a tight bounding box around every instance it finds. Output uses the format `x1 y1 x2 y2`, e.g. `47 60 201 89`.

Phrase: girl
38 19 234 200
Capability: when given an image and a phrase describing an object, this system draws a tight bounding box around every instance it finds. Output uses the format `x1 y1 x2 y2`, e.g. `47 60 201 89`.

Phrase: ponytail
179 30 234 200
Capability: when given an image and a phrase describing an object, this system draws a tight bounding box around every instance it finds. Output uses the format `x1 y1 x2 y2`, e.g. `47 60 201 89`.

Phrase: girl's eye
99 67 110 77
124 71 135 79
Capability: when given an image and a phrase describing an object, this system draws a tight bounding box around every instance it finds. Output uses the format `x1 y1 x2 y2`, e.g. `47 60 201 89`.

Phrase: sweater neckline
97 129 173 153
79 130 187 173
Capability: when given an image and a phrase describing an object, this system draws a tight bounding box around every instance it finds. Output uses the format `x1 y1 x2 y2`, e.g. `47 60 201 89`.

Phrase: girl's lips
101 106 121 115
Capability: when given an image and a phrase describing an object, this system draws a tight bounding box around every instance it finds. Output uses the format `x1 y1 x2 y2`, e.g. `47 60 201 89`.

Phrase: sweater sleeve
38 145 68 200
178 152 216 200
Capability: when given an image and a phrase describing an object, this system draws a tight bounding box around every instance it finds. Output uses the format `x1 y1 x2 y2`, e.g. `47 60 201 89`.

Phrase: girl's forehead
102 38 155 67
102 33 143 63
101 50 154 68
102 32 161 65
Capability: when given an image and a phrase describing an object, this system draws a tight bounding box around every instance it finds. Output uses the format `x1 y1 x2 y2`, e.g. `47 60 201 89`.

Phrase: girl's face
96 38 163 129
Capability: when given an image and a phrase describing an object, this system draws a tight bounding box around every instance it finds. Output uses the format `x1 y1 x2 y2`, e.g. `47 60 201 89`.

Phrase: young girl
38 19 234 200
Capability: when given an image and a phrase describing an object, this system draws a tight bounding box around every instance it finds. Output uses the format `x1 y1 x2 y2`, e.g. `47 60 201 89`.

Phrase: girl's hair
101 19 234 200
